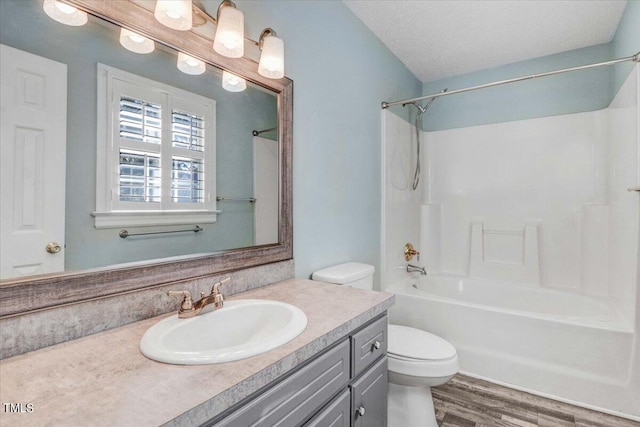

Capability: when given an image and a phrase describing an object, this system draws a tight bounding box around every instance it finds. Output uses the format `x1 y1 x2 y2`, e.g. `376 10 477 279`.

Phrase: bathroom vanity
210 314 388 426
0 279 393 426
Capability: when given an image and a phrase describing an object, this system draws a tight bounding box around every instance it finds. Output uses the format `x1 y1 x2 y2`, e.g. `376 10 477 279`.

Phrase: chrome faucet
167 277 231 318
406 264 427 275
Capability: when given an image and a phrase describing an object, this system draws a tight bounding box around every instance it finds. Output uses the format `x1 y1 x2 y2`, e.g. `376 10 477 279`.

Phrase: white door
253 136 279 245
1 44 67 279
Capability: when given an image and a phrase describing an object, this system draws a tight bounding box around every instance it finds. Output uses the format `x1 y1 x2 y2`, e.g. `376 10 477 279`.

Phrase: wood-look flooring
431 374 640 427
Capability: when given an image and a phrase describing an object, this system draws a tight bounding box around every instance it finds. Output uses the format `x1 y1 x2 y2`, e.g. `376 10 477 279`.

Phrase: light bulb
177 52 205 75
128 34 146 43
164 11 182 19
43 0 88 26
258 32 284 79
54 2 76 14
154 0 193 31
213 4 244 58
222 71 246 92
119 28 155 54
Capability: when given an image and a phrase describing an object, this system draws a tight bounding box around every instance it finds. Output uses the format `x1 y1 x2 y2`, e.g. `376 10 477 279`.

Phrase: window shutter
119 150 162 203
94 64 217 228
172 109 205 151
119 96 162 144
171 109 206 204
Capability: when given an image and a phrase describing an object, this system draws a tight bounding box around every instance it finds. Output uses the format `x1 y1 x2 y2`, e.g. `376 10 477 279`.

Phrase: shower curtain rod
381 52 640 109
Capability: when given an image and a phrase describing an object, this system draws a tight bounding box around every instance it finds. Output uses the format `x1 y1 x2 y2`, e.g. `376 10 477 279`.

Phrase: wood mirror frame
0 0 293 318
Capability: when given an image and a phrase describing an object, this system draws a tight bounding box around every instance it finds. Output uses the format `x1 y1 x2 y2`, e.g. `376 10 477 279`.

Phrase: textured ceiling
344 0 627 83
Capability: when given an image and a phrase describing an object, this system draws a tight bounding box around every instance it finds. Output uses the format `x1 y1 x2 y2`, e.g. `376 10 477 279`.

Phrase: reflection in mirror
0 0 280 280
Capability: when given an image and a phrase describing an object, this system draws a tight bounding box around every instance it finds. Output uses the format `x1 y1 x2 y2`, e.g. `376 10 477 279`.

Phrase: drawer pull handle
372 340 381 350
357 406 366 417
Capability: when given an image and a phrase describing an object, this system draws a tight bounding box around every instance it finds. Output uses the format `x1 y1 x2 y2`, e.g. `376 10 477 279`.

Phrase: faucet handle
404 243 420 261
210 277 231 308
167 290 193 311
210 276 231 295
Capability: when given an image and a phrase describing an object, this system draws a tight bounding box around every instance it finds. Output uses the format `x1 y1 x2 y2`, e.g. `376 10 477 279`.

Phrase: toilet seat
388 351 459 378
387 324 459 378
388 324 456 360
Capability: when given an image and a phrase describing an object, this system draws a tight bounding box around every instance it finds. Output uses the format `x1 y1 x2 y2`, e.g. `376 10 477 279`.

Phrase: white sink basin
140 299 308 365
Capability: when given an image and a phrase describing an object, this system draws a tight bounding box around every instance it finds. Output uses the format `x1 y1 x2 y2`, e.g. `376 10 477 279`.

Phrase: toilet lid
388 324 456 361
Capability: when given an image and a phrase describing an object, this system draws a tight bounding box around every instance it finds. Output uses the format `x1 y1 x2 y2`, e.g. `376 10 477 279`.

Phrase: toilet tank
311 262 375 290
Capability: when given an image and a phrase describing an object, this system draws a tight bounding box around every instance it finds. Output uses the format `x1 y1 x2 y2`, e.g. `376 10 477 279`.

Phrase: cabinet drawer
351 315 387 378
212 339 350 427
303 389 351 427
351 356 388 427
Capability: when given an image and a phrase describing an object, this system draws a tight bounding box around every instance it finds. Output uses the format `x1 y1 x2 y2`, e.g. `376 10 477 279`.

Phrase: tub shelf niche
469 219 540 286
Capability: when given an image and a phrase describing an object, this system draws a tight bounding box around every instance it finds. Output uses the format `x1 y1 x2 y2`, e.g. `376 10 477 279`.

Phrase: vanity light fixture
222 70 247 92
119 28 155 54
42 1 287 79
154 0 193 31
213 0 244 59
177 52 206 75
258 28 284 79
42 0 88 26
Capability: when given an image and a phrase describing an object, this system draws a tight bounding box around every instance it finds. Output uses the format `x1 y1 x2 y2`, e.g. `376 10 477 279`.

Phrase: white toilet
312 262 459 427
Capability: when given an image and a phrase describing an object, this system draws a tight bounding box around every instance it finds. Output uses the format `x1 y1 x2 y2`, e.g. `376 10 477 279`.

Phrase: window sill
91 210 220 229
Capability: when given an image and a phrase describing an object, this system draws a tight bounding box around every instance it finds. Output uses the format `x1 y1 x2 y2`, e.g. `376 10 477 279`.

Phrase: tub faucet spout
407 264 427 275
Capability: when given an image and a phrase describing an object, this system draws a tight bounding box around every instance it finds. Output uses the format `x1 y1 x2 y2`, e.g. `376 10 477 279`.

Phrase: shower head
403 88 448 115
402 89 446 191
412 102 427 114
401 101 425 112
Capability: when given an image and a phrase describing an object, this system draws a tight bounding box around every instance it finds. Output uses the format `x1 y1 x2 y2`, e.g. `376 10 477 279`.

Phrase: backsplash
0 260 294 359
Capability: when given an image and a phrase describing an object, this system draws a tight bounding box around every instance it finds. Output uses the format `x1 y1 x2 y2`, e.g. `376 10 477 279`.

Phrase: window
93 64 217 228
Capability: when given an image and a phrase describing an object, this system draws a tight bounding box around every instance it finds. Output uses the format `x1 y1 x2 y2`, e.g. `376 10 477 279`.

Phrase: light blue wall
233 1 421 283
613 0 640 93
421 1 640 131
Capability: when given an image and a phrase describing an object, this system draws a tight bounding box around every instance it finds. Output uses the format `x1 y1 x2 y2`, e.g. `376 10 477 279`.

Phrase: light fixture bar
63 0 263 48
63 0 286 79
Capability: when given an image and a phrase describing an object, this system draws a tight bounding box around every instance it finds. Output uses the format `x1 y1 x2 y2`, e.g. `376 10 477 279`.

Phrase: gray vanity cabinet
351 357 388 427
304 390 351 427
351 316 388 378
210 340 350 427
206 314 388 427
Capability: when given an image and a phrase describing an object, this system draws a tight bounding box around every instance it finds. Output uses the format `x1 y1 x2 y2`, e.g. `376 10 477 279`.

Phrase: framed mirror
0 0 293 317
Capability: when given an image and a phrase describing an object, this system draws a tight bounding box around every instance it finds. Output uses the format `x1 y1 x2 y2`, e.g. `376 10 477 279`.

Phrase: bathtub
386 274 639 419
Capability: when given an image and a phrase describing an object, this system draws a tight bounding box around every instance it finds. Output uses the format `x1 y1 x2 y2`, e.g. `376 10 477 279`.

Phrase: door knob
357 406 365 417
46 242 62 254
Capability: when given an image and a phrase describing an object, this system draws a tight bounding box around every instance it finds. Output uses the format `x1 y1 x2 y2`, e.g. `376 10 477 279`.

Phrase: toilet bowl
387 324 459 427
311 262 459 427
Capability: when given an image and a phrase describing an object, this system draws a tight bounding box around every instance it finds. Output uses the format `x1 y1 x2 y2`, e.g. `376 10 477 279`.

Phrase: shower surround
381 65 639 419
